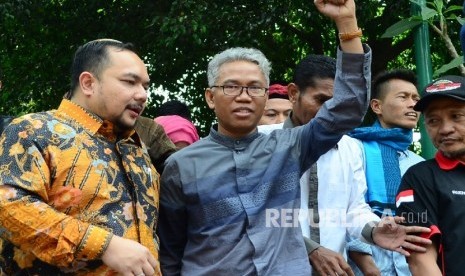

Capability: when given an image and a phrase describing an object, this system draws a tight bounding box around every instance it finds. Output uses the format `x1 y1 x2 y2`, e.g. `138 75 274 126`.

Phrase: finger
378 216 394 227
405 235 432 245
405 225 431 233
394 246 410 257
393 216 405 224
402 239 432 253
147 254 158 271
317 262 333 276
315 266 329 276
326 0 346 4
341 263 354 276
324 265 339 276
142 262 155 276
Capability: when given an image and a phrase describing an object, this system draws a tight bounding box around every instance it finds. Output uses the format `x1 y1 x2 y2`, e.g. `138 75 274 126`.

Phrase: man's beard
114 117 135 136
442 148 465 159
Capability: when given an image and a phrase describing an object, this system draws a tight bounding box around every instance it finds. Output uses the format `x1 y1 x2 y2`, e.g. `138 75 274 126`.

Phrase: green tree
1 0 463 136
382 0 465 77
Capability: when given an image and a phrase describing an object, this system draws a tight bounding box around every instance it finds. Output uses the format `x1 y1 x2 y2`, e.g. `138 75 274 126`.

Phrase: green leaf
433 0 444 12
433 56 464 77
456 16 465 25
381 18 422 38
421 6 437 21
444 5 463 15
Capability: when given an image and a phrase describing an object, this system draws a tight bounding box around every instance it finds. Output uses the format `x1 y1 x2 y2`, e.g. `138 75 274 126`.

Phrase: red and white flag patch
396 189 414 208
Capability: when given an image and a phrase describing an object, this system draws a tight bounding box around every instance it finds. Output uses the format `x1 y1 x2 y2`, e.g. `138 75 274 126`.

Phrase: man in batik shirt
0 39 160 276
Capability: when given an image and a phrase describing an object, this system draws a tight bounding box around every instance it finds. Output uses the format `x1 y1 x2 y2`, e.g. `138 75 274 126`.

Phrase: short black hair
155 100 191 121
69 39 135 96
372 69 417 100
292 55 336 92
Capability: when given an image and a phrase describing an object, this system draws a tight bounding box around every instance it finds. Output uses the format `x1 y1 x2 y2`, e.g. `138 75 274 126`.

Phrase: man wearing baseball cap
397 75 465 275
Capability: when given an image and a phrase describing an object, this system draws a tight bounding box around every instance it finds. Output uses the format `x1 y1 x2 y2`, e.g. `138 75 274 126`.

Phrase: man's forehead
218 61 266 81
425 98 465 114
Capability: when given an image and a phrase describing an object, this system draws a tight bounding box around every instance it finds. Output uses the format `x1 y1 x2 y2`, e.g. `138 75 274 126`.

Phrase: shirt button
235 141 240 145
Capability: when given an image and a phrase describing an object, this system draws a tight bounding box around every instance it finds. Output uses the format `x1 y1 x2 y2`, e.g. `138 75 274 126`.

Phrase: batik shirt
0 99 161 275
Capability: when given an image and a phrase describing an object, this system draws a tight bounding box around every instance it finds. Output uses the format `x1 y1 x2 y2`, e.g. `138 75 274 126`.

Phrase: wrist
361 222 378 245
335 17 359 33
339 28 363 42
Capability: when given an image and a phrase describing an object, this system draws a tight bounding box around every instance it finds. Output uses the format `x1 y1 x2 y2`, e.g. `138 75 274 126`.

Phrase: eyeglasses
210 85 269 97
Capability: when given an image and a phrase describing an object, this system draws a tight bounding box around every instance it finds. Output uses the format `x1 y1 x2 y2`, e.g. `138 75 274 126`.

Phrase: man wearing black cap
397 75 465 275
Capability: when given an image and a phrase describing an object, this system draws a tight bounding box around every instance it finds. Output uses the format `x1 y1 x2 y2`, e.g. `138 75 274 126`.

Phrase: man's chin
442 148 465 159
115 118 137 133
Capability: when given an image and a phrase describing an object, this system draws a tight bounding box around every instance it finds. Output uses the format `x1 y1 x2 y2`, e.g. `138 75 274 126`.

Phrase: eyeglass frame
210 85 269 97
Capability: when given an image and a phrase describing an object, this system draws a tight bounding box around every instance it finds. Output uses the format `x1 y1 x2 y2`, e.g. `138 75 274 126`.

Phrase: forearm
349 250 376 271
408 242 441 276
158 203 187 275
335 14 363 54
303 236 321 255
346 194 380 241
314 46 371 133
159 165 188 275
409 260 442 276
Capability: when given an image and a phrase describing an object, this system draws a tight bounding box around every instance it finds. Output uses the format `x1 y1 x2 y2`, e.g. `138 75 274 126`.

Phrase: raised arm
314 0 363 53
299 0 371 168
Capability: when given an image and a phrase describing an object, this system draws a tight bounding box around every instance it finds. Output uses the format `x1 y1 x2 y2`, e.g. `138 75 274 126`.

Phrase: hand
314 0 355 26
309 247 354 276
313 0 363 53
372 216 432 256
348 251 381 276
101 235 158 276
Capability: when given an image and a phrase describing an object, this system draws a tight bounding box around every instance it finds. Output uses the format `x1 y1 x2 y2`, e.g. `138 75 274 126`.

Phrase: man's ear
79 72 95 96
287 83 299 104
370 98 382 115
205 88 215 110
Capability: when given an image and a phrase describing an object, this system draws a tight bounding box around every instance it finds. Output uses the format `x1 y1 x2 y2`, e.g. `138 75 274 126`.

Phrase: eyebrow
222 79 263 86
123 72 150 86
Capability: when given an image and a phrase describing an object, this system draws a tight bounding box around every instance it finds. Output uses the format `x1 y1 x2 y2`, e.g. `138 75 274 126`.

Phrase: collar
209 125 260 150
57 99 137 142
435 151 465 170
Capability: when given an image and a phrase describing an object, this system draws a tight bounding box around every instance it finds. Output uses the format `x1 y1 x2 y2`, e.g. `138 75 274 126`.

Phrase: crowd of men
1 0 464 275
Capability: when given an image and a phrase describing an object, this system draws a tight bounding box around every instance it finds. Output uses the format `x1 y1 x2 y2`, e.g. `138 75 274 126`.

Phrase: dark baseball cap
414 75 465 112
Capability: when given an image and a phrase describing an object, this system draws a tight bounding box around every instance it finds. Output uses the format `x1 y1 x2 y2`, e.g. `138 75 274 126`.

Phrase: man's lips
405 112 418 119
232 107 254 115
127 105 143 117
440 137 460 144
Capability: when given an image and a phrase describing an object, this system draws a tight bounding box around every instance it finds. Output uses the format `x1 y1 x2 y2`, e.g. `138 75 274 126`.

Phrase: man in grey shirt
158 0 432 275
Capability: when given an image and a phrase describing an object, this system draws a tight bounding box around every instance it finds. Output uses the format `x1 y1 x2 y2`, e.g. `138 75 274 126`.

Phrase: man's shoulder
7 111 55 130
167 137 210 160
403 158 437 178
331 135 364 155
338 135 361 146
405 150 425 162
315 135 364 169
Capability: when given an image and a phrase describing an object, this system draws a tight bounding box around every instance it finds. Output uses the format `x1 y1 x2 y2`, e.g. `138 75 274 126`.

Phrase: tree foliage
382 0 465 77
1 0 463 136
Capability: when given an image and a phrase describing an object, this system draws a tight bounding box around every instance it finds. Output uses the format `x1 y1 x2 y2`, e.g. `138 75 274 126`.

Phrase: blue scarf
348 121 413 217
